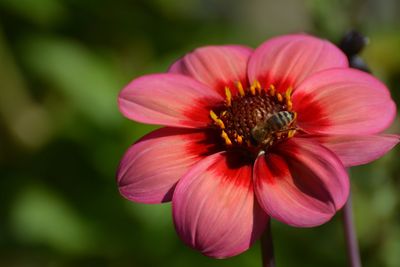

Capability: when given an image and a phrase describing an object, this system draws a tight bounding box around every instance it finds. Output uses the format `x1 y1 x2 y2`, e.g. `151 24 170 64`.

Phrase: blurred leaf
364 31 400 76
10 185 96 254
305 0 351 38
19 35 123 128
382 227 400 267
0 0 67 26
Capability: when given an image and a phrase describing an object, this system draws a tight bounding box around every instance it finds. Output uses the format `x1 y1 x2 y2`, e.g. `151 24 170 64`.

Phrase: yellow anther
276 93 283 102
237 81 245 97
217 120 225 129
285 86 293 99
287 100 293 111
255 80 262 90
288 130 296 138
210 110 225 129
221 130 232 146
225 87 232 106
221 110 227 116
210 110 218 121
293 112 297 120
269 84 276 96
236 135 243 144
250 85 256 95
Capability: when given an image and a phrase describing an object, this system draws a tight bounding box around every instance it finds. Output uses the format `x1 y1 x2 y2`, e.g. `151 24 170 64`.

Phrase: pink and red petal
169 45 252 97
314 134 400 167
293 68 396 135
248 34 348 93
254 138 349 227
118 73 223 128
117 127 221 204
172 152 268 258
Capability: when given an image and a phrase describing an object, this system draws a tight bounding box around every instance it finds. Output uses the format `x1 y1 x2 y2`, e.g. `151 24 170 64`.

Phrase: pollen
250 85 256 95
221 130 232 146
210 110 225 129
224 86 232 106
269 84 276 96
285 86 293 99
237 81 245 97
276 93 283 102
209 82 298 155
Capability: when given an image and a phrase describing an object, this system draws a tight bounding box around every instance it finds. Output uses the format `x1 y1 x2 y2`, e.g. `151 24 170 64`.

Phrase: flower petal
118 73 223 128
314 134 400 167
248 34 348 92
117 127 221 204
254 138 349 227
169 45 252 97
172 152 268 258
293 68 396 135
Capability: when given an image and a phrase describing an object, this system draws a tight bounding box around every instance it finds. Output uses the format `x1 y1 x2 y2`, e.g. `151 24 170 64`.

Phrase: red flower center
210 82 298 156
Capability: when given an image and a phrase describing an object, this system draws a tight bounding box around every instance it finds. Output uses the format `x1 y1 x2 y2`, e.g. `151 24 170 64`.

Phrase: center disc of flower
210 81 297 155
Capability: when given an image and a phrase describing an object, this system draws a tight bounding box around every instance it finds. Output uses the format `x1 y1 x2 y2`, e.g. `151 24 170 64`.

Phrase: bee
251 111 296 147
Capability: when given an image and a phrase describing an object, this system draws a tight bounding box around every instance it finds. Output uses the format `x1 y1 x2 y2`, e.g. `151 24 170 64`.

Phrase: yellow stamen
293 112 297 120
255 80 262 90
237 81 245 97
285 87 293 110
250 85 256 95
276 93 283 102
288 130 296 138
210 110 225 129
269 84 276 96
236 135 243 144
221 130 232 145
224 86 232 106
221 110 227 116
285 86 293 99
210 110 218 121
287 100 293 111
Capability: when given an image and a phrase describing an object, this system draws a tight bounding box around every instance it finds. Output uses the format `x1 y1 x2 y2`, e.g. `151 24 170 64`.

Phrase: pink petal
293 68 397 135
117 127 221 204
254 138 349 227
118 73 223 128
172 152 268 258
248 34 348 93
169 45 252 97
314 134 400 167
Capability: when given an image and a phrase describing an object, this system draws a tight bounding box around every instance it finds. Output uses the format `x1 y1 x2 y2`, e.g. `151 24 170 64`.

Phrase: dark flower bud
338 30 370 73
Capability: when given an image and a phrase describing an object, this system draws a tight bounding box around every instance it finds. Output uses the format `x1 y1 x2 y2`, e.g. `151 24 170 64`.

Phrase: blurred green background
0 0 399 266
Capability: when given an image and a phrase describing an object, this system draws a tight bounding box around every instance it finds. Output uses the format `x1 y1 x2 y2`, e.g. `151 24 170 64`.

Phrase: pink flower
117 34 399 258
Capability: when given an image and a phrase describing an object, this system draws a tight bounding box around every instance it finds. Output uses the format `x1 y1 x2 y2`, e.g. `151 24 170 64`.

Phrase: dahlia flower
117 34 399 258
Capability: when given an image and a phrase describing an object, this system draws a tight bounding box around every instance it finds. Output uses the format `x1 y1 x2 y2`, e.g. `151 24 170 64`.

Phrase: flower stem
261 218 275 267
342 192 362 267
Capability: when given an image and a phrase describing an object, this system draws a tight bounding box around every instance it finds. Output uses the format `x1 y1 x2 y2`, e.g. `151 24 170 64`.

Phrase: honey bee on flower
117 34 399 258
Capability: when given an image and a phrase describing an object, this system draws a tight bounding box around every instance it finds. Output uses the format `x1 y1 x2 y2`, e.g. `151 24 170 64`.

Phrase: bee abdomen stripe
269 115 283 130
